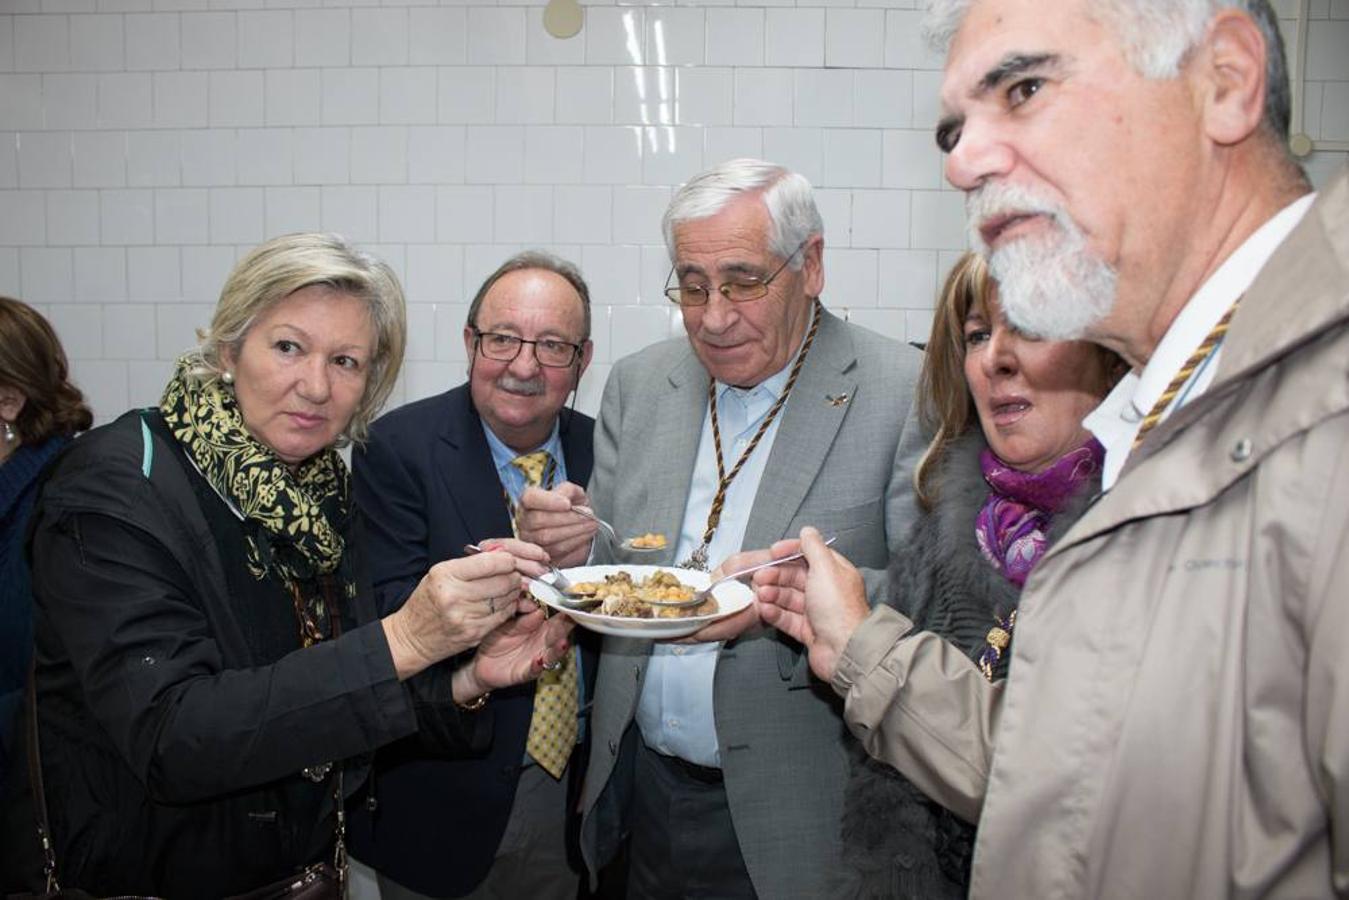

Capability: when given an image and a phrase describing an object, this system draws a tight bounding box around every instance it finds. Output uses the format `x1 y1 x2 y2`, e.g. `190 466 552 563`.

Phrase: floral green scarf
160 356 353 646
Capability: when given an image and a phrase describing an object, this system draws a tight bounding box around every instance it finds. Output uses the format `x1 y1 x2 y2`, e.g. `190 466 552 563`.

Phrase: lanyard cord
682 299 823 569
1132 297 1241 450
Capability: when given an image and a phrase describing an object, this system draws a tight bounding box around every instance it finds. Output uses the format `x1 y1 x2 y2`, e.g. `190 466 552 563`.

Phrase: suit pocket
794 497 884 539
790 497 888 572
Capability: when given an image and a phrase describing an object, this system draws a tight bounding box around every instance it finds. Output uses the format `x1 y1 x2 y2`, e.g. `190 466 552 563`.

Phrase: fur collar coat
836 431 1098 898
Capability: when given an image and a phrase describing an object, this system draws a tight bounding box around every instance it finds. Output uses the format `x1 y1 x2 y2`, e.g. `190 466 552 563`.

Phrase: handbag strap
25 661 62 895
321 577 349 898
333 769 347 897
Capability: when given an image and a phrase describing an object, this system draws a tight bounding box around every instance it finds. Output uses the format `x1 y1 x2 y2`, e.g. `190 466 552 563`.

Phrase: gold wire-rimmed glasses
663 240 808 307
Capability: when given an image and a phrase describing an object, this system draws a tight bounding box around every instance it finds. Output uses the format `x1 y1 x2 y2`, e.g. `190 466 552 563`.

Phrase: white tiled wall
0 0 1345 426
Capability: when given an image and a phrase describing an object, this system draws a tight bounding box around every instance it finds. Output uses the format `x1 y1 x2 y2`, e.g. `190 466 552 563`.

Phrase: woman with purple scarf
832 253 1123 898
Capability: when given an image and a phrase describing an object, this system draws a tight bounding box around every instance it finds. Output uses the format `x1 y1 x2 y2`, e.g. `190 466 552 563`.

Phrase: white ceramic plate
529 564 754 640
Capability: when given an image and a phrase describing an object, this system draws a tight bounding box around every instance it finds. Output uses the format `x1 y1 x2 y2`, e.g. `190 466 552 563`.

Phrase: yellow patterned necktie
512 451 578 780
1132 298 1241 450
511 450 553 491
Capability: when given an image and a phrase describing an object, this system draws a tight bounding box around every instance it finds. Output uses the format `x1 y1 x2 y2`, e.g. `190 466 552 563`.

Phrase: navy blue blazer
346 384 596 897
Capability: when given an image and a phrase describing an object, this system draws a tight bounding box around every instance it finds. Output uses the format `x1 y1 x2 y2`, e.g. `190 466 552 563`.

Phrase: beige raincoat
835 167 1349 898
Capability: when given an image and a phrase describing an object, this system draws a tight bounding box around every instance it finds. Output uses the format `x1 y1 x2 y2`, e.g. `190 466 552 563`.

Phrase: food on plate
567 570 717 619
627 532 668 549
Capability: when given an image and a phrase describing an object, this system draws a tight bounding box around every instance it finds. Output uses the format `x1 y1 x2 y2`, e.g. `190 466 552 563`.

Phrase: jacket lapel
742 310 858 551
558 408 595 488
435 388 514 543
638 350 711 557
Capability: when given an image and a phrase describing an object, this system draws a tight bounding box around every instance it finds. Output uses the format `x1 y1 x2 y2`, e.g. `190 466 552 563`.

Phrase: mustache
495 373 546 396
965 181 1072 252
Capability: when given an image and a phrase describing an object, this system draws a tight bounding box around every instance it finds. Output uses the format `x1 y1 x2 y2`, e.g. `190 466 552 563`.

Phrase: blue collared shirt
635 357 796 767
482 421 568 507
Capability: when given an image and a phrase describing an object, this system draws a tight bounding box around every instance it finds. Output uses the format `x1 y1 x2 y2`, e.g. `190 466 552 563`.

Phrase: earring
2 420 15 443
221 371 235 386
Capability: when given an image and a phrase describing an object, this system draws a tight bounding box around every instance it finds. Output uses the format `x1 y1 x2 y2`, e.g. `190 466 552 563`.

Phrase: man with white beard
751 0 1349 896
965 181 1117 340
346 252 599 900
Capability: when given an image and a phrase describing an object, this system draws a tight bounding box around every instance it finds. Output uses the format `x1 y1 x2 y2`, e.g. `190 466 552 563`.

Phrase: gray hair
465 250 592 341
925 0 1292 140
662 158 824 270
187 232 407 446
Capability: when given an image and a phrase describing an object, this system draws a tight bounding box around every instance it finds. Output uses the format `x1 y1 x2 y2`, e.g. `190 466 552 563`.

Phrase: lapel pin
826 393 850 407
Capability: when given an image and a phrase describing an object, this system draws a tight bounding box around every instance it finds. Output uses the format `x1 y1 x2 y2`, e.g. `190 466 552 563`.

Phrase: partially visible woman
1 234 572 898
762 253 1123 898
0 297 93 785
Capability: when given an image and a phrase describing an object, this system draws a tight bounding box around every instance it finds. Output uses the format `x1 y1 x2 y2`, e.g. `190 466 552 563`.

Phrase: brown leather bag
223 862 343 900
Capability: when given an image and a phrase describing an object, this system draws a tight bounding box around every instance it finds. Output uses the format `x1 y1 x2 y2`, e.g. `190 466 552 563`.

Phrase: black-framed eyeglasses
473 329 584 368
664 240 809 307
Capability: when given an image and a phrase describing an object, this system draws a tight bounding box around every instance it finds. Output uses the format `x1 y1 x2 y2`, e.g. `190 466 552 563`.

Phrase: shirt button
666 718 679 729
672 646 685 656
608 739 618 755
1230 438 1253 462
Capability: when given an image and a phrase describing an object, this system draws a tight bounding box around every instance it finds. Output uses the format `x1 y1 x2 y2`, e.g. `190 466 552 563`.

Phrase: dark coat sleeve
343 510 495 759
30 510 419 805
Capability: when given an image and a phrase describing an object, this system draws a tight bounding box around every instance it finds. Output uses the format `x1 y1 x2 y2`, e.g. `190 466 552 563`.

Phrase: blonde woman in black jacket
2 234 572 898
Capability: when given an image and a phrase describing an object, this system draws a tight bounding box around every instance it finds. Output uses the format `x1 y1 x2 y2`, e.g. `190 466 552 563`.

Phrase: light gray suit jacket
579 309 925 899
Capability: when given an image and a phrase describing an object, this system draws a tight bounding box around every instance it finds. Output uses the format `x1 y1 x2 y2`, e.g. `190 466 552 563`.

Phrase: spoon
548 591 604 611
462 543 598 608
569 506 666 553
645 534 839 608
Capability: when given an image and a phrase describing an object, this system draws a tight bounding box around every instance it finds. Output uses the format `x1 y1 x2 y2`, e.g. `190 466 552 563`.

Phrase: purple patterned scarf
975 437 1104 587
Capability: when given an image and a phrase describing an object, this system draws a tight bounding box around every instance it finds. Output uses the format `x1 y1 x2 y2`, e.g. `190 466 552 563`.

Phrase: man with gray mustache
753 0 1349 896
347 251 599 900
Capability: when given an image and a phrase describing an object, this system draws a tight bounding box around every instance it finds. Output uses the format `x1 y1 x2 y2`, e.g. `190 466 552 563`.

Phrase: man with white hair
519 158 925 897
753 1 1349 896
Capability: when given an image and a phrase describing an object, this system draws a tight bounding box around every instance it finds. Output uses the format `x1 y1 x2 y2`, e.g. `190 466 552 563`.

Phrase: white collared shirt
1085 193 1315 490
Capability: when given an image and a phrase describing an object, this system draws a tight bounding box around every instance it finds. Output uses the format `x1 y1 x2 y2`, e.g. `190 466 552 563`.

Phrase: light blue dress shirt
482 421 567 508
634 358 796 767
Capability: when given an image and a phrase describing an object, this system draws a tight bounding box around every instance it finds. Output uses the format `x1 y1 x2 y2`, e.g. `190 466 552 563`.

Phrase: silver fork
569 505 618 543
570 506 664 553
463 543 579 596
646 534 838 608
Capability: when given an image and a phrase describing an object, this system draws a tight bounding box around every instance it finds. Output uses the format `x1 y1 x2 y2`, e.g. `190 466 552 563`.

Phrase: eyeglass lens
477 332 578 367
665 240 807 307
